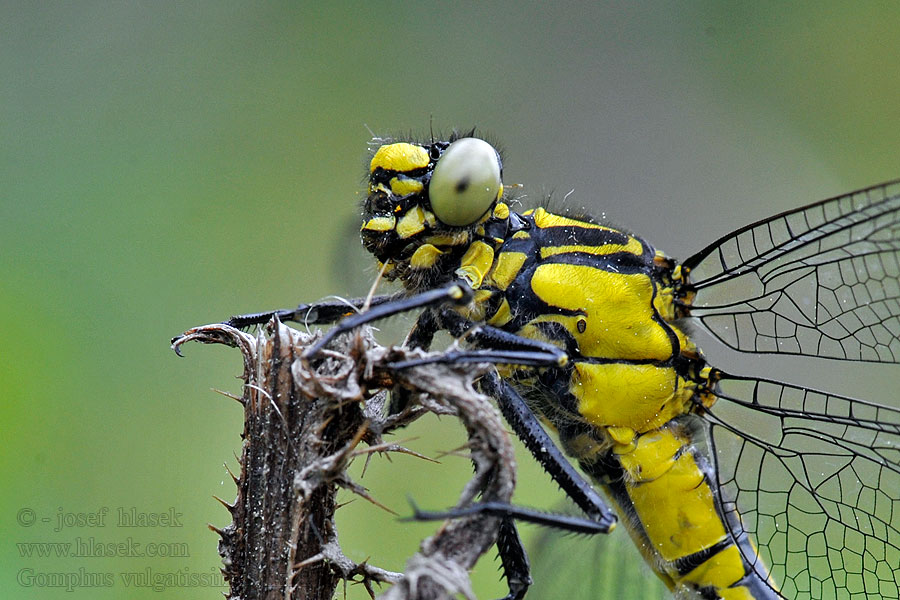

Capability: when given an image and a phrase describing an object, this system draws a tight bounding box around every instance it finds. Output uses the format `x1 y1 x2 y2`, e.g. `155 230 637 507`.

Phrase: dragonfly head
361 136 504 279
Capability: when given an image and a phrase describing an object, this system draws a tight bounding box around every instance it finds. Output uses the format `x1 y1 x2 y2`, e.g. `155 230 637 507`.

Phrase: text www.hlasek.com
18 537 189 558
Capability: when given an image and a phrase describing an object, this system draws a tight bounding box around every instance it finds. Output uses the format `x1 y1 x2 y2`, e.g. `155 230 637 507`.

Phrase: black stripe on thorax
531 224 632 248
496 237 535 254
539 251 654 275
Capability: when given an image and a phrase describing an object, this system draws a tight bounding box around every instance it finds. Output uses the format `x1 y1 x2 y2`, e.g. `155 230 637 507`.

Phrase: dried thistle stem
172 319 516 600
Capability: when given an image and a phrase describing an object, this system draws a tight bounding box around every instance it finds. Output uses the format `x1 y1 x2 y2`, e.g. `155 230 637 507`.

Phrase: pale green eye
429 138 502 226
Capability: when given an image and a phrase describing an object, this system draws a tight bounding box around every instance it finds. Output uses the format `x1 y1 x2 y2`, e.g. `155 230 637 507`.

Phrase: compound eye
429 138 502 226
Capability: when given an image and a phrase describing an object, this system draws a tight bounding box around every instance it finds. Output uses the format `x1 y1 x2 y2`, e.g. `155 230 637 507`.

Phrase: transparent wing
706 373 900 599
683 180 900 362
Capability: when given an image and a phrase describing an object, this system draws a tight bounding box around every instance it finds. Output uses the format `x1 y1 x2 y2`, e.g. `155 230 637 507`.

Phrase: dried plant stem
172 319 516 600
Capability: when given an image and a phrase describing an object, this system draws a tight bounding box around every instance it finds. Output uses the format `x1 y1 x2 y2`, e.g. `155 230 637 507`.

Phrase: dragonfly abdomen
574 418 779 600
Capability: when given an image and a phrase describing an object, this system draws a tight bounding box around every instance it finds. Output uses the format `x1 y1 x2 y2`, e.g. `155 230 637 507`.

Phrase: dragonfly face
361 137 503 281
353 133 900 600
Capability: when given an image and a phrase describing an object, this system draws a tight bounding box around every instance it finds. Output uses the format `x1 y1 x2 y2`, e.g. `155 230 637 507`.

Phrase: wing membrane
705 372 900 599
683 181 900 362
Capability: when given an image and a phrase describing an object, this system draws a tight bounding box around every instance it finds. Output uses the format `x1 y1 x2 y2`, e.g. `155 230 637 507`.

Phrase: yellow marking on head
370 143 430 173
396 206 426 239
492 202 510 219
361 216 396 232
389 176 424 197
409 244 443 269
423 210 437 228
455 240 495 288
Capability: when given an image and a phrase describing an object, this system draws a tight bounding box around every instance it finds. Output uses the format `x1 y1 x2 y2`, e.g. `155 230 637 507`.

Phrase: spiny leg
400 311 611 525
391 307 569 369
301 282 474 358
496 518 530 600
480 373 616 528
225 293 404 329
405 372 616 533
395 349 616 600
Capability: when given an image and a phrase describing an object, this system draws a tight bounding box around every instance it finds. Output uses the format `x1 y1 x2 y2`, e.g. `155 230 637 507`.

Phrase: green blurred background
3 2 899 599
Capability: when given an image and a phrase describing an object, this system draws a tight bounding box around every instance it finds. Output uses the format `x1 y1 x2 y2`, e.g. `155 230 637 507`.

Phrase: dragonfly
228 132 900 599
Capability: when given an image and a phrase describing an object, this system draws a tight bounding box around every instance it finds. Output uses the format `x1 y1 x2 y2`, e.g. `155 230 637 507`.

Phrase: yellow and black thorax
360 135 712 439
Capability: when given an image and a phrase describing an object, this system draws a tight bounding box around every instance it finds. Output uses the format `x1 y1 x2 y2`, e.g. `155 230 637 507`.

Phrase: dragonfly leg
391 308 568 369
496 517 531 600
403 370 617 599
301 282 473 358
225 293 402 328
482 372 616 528
404 371 618 528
